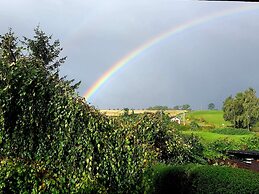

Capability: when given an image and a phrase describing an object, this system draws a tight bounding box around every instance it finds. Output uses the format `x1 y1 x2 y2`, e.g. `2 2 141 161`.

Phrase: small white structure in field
171 117 181 124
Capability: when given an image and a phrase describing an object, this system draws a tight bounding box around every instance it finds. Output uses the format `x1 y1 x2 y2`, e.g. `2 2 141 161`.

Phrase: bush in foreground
150 164 259 194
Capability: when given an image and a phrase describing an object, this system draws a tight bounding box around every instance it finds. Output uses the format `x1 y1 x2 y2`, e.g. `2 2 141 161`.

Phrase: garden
0 29 259 193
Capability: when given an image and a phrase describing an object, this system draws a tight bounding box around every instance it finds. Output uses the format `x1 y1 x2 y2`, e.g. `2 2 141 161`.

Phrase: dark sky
1 0 259 110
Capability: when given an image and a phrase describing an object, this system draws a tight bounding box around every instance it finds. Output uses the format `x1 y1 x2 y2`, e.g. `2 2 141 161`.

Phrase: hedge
150 164 259 194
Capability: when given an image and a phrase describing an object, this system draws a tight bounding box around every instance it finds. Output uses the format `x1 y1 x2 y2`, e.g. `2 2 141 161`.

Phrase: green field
187 110 231 128
182 130 253 144
100 109 186 117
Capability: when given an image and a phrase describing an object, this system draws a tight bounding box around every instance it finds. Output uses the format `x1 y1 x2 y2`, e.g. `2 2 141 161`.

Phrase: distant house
171 117 181 124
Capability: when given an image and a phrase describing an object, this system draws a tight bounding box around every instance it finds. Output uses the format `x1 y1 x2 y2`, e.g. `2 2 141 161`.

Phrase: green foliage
205 138 240 159
251 121 259 132
182 104 191 110
212 128 252 135
0 29 21 64
122 107 129 116
208 103 215 110
189 121 200 130
148 164 191 194
169 121 189 131
149 164 259 194
118 112 205 164
146 105 169 110
0 158 66 193
0 29 206 193
241 136 259 150
223 88 259 129
0 28 144 192
23 26 67 72
183 130 257 160
182 130 253 145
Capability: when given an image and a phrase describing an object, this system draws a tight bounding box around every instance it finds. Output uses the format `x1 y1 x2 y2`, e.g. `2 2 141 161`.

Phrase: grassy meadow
180 110 258 144
186 110 231 128
182 130 253 144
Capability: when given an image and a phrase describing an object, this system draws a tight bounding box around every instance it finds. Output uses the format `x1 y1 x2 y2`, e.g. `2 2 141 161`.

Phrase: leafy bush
189 121 200 130
1 29 149 193
204 138 240 159
149 164 259 194
118 112 205 164
190 165 259 194
0 158 65 193
0 29 206 193
212 128 252 135
148 164 191 194
241 136 259 150
251 122 259 132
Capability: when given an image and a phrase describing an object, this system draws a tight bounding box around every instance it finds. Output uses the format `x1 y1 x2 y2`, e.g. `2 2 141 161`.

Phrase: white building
171 117 181 124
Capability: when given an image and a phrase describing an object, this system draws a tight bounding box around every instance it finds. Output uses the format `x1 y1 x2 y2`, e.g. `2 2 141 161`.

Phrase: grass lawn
182 130 253 144
187 110 231 128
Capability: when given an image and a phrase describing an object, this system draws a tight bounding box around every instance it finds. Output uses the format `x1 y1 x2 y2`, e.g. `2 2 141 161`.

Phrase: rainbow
83 4 259 101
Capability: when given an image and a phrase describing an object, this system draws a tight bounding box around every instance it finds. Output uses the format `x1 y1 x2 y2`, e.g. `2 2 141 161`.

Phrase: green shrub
117 112 205 165
204 138 240 159
190 165 259 194
1 30 150 193
251 122 259 132
212 128 252 135
0 29 206 193
149 164 192 194
149 164 259 194
170 121 189 131
0 158 65 193
241 136 259 150
189 121 200 130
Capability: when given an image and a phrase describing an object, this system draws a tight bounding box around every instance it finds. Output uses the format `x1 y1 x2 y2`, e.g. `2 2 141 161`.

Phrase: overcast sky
1 0 259 110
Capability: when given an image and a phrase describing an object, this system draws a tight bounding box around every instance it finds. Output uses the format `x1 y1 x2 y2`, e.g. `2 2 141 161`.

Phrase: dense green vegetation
1 28 259 193
208 102 216 110
146 105 170 110
146 104 191 110
223 88 259 129
212 127 252 135
0 29 207 193
150 164 259 194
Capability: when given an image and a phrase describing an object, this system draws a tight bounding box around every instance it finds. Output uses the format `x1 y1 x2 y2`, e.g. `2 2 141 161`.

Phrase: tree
0 28 104 190
173 105 180 110
223 88 259 129
23 26 66 72
0 29 21 64
147 105 169 110
208 103 215 110
182 104 191 110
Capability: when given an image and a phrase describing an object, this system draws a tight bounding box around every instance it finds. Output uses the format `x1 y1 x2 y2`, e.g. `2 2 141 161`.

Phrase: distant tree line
147 104 191 110
173 104 191 110
146 105 170 110
223 88 259 129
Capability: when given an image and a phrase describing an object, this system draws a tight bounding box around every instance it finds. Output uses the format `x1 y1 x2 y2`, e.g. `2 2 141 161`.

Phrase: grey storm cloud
1 0 259 110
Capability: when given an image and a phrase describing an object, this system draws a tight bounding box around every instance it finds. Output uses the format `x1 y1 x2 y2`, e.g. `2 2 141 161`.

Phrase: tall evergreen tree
23 26 66 72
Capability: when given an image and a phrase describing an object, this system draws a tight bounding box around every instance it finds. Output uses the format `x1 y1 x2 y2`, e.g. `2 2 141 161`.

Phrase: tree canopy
208 103 215 110
222 88 259 129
